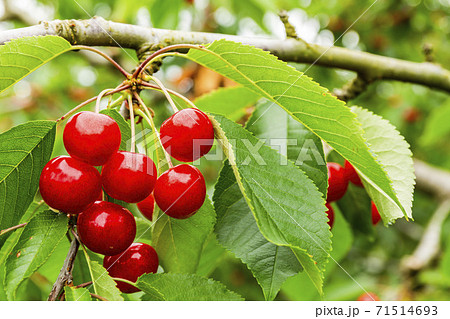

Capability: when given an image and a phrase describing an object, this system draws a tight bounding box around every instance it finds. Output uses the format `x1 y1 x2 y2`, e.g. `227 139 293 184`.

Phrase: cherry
154 164 206 219
77 201 136 256
137 193 155 221
344 160 363 187
371 201 381 225
326 162 349 202
63 111 121 166
160 108 214 162
103 242 158 293
402 107 421 124
325 203 334 229
101 151 157 203
39 156 101 214
357 292 380 301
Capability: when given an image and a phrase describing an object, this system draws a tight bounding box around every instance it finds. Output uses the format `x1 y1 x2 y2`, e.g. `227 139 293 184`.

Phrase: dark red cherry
103 242 158 293
326 162 349 202
77 201 136 256
344 160 363 187
357 292 380 301
160 108 214 162
154 164 206 219
325 203 334 229
371 201 381 225
137 193 155 221
101 151 157 203
39 156 101 214
63 111 121 166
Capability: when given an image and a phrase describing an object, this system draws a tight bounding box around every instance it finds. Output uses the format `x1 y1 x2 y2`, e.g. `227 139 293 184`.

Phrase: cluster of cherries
325 160 381 229
38 107 214 293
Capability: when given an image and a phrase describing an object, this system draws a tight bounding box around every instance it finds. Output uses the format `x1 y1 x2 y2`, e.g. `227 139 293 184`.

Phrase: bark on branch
0 17 449 93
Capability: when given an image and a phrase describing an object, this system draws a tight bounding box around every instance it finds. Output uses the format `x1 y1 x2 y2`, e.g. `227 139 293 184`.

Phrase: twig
0 223 26 236
278 10 298 39
75 281 93 289
414 159 450 199
90 293 109 301
48 234 80 301
333 74 370 102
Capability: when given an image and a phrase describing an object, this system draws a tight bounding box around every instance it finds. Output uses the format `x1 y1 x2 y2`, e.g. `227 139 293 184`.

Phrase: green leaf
82 251 124 301
4 210 68 300
196 233 226 277
64 286 92 301
152 197 216 273
0 121 56 246
247 100 327 197
100 109 130 151
214 162 302 300
186 40 405 215
0 36 72 93
351 106 415 223
211 114 331 294
194 86 261 121
137 273 243 301
421 100 450 146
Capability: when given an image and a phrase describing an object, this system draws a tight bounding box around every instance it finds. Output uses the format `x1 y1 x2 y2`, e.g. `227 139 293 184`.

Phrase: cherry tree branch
0 17 449 93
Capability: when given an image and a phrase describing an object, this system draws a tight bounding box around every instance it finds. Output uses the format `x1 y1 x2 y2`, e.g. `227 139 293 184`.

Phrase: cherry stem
140 81 197 109
108 95 125 109
90 293 109 301
72 46 130 78
0 223 27 236
132 44 204 79
95 88 115 113
75 281 93 289
127 94 137 153
133 92 174 169
58 84 130 122
112 277 138 288
147 75 179 113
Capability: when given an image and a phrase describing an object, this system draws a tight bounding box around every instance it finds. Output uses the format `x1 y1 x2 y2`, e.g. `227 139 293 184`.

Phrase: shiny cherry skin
160 108 214 162
103 242 159 293
326 162 349 202
357 292 380 301
137 193 155 221
154 164 206 219
325 203 334 229
39 156 101 214
77 201 136 256
344 160 363 187
102 151 157 203
371 201 381 225
63 111 121 166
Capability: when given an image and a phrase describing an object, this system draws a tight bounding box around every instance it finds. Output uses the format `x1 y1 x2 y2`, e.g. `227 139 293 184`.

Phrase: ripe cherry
39 156 101 214
325 203 334 229
357 292 380 301
137 193 155 221
160 108 214 162
326 162 349 202
154 164 206 219
77 201 136 256
371 201 381 225
402 107 421 124
63 111 121 166
102 151 157 203
103 242 159 293
344 160 363 187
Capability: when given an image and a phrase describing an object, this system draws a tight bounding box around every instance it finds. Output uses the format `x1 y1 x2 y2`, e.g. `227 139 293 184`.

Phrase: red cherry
77 201 136 256
326 162 349 202
160 108 214 162
325 203 334 229
371 201 381 225
403 107 421 123
137 193 155 221
154 164 206 219
103 242 158 293
102 151 157 203
63 111 121 166
39 156 101 214
344 160 363 187
357 292 380 301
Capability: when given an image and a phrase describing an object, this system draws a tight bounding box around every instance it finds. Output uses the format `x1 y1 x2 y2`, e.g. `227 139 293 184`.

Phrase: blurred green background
0 0 449 301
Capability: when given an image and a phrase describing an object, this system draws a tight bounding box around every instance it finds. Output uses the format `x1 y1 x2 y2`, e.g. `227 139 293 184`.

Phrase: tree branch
414 159 450 199
0 17 449 93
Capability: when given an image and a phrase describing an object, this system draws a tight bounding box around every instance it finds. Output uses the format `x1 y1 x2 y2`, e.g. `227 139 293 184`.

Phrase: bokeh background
0 0 449 301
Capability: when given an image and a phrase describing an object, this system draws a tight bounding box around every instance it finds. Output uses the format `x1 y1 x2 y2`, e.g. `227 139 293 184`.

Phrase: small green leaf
152 197 216 273
0 36 72 93
64 286 92 301
137 273 243 301
351 106 415 223
100 109 130 151
4 210 68 300
0 121 56 246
